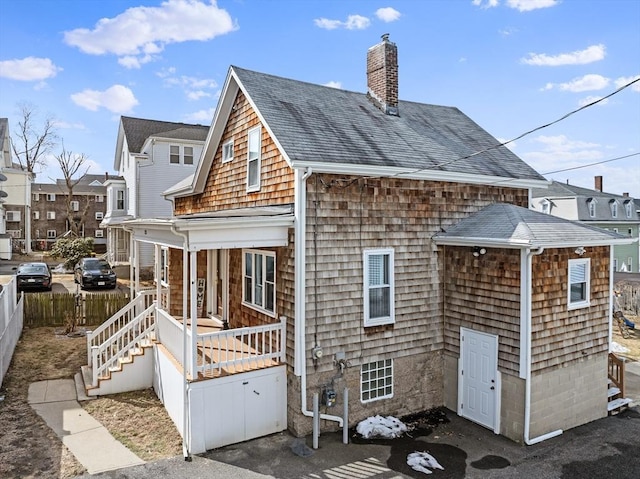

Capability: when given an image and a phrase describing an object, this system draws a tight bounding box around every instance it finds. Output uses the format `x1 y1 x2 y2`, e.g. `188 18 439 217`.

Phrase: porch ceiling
124 206 294 250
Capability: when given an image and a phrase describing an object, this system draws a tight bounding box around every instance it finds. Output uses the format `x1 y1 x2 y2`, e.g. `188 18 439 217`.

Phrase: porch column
189 251 198 378
128 232 134 298
134 239 140 295
155 243 161 306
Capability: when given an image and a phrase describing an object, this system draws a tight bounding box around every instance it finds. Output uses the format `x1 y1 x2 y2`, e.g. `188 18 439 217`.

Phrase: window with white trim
6 211 21 222
96 195 104 203
47 211 56 220
361 359 393 402
222 140 234 163
160 247 169 285
568 258 590 309
247 127 261 191
613 258 618 272
363 248 395 326
95 211 104 220
184 146 194 165
625 201 632 218
46 193 55 201
116 190 125 210
95 229 104 238
47 230 56 239
540 199 550 214
70 200 79 211
587 199 596 217
242 249 275 315
611 201 618 218
628 257 633 273
33 193 40 201
33 211 40 220
170 145 180 164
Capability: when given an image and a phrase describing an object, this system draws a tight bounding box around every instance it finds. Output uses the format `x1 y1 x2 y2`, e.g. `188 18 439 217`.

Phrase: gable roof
114 116 209 170
433 203 632 249
177 66 547 198
532 180 638 221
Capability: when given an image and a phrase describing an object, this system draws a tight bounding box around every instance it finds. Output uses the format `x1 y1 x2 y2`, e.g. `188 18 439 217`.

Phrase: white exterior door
460 328 498 430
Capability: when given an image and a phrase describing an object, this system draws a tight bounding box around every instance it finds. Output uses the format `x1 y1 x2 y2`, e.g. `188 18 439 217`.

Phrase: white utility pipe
313 393 319 449
343 388 349 444
523 247 563 445
294 167 344 428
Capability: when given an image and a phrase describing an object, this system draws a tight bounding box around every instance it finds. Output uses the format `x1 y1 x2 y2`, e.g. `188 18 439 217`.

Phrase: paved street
77 407 640 479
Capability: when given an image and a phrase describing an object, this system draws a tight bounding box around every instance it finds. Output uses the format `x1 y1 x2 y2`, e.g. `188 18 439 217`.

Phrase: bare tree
11 102 58 173
55 145 90 236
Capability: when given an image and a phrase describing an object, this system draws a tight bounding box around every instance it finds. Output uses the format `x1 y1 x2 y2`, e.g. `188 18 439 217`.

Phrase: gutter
521 247 563 445
294 167 343 427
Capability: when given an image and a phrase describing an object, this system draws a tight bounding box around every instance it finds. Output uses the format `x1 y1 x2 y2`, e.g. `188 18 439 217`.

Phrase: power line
541 152 640 175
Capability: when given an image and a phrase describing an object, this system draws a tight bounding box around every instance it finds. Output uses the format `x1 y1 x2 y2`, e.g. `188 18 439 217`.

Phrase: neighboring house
82 36 632 454
31 174 108 252
102 117 209 272
0 117 32 256
531 178 640 273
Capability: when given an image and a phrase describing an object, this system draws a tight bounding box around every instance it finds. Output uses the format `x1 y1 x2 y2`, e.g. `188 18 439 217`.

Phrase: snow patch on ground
356 415 407 439
407 451 444 475
612 342 630 353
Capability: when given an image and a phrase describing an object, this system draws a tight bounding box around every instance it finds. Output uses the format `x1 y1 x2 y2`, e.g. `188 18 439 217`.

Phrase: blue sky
1 0 639 197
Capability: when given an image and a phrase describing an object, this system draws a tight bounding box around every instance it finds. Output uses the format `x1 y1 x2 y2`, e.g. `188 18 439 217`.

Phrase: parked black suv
74 258 117 289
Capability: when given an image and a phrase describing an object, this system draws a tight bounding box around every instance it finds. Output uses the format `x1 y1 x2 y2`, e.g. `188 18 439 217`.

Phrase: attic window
587 199 596 217
222 140 234 163
610 200 618 218
625 201 633 218
247 127 261 192
540 199 550 214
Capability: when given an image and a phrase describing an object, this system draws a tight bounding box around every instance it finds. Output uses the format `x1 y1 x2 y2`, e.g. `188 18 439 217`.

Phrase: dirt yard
0 327 181 479
612 313 640 361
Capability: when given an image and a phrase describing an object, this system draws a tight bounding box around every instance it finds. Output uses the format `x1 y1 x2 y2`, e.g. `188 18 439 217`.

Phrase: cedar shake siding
174 91 294 216
530 246 610 372
442 247 522 376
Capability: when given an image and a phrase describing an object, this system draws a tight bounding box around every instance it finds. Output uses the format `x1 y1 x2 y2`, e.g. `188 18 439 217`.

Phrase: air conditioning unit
6 211 21 222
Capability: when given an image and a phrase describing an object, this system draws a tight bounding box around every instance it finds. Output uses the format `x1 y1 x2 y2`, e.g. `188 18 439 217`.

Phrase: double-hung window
363 248 395 326
611 201 618 218
70 200 79 211
247 127 261 192
243 250 275 315
184 146 194 165
568 258 590 310
116 190 125 210
222 140 234 163
587 199 596 217
170 145 180 164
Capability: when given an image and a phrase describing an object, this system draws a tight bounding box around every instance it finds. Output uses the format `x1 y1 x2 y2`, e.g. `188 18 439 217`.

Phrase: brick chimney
367 34 399 116
623 192 629 197
595 175 603 192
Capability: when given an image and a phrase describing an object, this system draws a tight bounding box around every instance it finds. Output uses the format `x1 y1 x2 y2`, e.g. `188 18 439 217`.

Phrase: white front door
460 328 498 430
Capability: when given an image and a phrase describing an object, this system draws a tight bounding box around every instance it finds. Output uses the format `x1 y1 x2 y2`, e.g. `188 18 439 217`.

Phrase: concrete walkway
28 378 145 475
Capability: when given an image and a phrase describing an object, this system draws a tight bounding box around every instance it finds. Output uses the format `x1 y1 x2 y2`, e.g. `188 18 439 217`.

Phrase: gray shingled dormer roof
232 66 545 181
531 180 638 221
433 203 631 248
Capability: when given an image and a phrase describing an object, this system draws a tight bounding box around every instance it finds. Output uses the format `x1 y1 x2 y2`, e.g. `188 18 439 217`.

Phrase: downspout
171 223 191 461
294 167 344 427
608 246 614 350
522 246 562 445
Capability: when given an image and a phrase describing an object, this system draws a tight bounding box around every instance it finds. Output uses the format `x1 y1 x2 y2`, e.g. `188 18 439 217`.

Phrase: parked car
74 258 117 289
14 262 53 292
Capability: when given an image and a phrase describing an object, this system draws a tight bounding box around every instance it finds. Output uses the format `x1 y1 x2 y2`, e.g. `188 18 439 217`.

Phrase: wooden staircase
608 353 632 415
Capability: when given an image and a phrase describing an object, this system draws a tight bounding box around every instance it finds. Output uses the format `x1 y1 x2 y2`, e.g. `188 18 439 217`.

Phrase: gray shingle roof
233 67 545 181
434 203 628 247
121 117 209 154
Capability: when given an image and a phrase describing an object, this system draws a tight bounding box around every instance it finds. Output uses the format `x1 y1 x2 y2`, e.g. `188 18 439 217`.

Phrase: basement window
361 359 393 403
568 258 590 310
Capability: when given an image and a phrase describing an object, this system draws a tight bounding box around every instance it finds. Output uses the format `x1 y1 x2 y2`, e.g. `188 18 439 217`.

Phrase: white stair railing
91 303 156 386
86 289 158 366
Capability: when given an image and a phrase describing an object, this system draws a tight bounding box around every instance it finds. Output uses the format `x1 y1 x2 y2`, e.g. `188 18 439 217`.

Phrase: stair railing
608 352 626 398
91 303 156 386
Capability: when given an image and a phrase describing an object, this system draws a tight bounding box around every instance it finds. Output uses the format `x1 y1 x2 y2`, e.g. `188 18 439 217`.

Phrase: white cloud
314 14 370 30
499 27 518 36
375 7 401 22
323 81 342 89
615 75 640 92
521 44 605 66
63 0 236 66
184 108 215 123
506 0 558 11
71 85 139 113
558 74 610 92
578 95 609 107
53 120 87 130
472 0 499 8
160 71 218 100
0 57 62 81
521 134 604 175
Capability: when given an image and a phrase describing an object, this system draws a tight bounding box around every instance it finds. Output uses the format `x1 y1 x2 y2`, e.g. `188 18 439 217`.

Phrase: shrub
50 237 95 270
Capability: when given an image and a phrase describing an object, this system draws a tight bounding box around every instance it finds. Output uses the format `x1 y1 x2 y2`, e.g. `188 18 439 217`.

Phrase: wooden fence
23 292 130 327
615 280 640 316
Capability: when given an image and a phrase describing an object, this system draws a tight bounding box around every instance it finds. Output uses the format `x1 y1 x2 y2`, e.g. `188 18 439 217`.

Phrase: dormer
587 198 597 218
539 198 551 214
624 199 633 218
609 199 618 219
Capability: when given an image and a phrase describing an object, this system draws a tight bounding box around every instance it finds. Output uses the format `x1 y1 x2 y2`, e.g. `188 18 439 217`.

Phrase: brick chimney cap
381 33 390 42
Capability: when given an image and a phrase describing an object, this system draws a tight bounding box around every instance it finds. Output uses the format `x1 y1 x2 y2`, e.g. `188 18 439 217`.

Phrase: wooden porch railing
91 303 156 386
608 352 625 398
